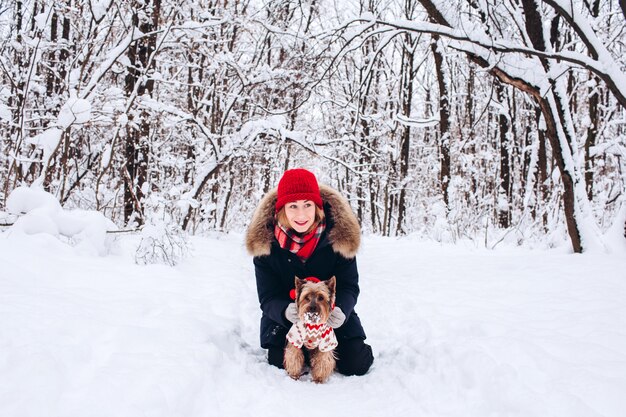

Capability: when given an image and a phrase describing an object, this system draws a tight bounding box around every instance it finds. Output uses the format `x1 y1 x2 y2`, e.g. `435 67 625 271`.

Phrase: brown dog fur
284 276 337 383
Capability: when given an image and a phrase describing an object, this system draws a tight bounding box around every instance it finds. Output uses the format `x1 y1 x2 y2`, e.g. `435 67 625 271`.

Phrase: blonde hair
276 205 325 234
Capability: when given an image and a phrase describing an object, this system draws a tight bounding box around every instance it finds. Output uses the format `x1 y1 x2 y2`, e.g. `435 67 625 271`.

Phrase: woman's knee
336 338 374 376
267 345 285 369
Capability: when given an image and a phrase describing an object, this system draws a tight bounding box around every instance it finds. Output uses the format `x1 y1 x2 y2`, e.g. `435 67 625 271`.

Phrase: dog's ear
326 276 336 297
294 276 305 300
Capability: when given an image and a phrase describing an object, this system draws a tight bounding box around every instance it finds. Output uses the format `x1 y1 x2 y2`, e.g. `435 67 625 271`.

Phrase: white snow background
1 188 626 417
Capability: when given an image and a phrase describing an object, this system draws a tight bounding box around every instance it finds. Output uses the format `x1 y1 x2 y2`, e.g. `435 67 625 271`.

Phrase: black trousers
268 338 374 376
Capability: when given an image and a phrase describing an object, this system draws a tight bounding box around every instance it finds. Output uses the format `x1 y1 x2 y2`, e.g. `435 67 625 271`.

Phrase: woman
245 168 374 376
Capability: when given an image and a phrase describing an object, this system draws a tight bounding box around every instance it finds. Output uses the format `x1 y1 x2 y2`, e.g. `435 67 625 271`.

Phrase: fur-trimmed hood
245 185 361 259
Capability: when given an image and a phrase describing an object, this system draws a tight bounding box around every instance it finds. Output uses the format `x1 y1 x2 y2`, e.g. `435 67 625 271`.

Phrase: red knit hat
275 169 323 211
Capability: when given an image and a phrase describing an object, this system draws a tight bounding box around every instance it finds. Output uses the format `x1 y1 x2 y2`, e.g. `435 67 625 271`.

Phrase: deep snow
1 227 626 417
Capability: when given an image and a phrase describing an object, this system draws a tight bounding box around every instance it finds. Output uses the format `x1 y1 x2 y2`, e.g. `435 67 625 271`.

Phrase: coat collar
245 185 361 259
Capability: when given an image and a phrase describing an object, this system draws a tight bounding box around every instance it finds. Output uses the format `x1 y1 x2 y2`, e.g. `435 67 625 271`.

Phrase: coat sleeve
333 254 360 319
254 254 292 328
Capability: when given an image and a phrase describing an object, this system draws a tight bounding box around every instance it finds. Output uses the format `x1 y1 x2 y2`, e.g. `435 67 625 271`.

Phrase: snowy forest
1 0 625 253
2 2 626 413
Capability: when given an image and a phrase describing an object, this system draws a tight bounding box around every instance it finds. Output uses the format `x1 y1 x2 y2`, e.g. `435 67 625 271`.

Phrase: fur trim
245 185 361 259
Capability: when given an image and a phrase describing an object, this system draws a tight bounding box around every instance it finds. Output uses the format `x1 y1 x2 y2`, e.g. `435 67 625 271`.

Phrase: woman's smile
285 200 316 233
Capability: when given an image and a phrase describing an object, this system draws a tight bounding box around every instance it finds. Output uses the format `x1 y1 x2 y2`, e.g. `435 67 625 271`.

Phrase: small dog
284 276 337 383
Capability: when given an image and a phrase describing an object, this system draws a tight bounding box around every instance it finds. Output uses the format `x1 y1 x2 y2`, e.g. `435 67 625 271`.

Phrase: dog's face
294 276 336 324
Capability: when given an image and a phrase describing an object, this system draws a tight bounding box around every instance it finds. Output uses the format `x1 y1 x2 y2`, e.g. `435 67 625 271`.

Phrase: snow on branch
395 114 440 128
345 15 626 107
80 30 143 99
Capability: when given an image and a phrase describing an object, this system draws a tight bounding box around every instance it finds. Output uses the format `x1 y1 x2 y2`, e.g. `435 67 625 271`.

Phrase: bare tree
431 35 450 210
123 0 161 226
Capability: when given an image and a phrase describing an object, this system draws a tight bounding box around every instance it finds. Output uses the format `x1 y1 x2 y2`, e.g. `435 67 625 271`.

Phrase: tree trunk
584 0 601 201
219 170 234 230
432 36 450 209
585 78 599 201
123 0 160 226
5 0 26 193
496 81 511 228
395 34 415 236
46 9 58 98
369 174 378 233
521 0 583 251
56 3 72 198
536 109 548 229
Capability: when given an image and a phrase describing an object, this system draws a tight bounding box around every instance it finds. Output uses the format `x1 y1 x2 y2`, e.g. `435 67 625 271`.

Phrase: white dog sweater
286 320 338 352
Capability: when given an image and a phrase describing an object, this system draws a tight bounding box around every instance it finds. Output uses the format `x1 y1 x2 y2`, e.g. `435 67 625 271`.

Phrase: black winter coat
245 185 366 349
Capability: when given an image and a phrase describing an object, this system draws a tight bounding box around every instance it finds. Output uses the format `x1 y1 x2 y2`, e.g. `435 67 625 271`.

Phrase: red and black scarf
274 219 326 261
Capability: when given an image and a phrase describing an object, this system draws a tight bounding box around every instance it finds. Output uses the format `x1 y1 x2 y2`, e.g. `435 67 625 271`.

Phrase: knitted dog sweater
286 319 338 352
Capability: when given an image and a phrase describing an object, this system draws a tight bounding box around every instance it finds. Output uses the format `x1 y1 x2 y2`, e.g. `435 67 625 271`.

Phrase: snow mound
5 186 118 256
6 186 61 214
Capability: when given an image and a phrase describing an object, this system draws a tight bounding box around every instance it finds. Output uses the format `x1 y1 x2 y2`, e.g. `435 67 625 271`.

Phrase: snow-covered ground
1 228 626 417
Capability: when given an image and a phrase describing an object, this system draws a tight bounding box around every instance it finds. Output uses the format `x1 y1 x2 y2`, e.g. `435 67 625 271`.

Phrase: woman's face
284 200 316 233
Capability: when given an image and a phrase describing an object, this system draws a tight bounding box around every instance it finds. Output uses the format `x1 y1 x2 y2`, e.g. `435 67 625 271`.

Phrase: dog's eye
317 295 325 302
304 295 311 301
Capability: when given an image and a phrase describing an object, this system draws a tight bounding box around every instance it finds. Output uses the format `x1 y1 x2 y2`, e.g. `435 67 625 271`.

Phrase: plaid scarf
274 219 326 262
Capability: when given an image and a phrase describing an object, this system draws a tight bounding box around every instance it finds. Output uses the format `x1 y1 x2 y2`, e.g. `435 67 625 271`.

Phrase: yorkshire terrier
284 276 338 383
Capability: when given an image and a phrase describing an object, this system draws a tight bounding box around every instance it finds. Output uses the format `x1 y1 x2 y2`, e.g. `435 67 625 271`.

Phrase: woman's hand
327 306 346 328
284 303 299 323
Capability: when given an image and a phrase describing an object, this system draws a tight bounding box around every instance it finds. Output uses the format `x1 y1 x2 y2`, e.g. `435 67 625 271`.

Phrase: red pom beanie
275 169 323 212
